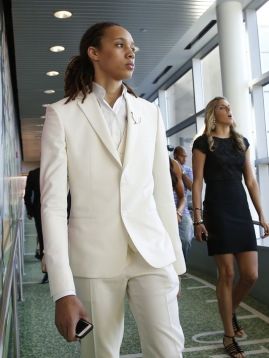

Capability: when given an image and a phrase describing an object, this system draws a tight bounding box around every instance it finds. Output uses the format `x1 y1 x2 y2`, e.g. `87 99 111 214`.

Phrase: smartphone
75 319 94 339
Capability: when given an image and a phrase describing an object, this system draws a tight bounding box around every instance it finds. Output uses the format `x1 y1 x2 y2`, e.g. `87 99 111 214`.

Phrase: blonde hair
203 97 246 152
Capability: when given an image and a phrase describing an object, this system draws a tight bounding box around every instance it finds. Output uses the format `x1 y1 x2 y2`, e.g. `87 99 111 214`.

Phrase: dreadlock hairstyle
203 96 246 152
64 22 137 103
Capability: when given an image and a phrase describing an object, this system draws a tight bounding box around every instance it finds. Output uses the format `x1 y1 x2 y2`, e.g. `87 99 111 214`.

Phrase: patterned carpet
19 219 269 357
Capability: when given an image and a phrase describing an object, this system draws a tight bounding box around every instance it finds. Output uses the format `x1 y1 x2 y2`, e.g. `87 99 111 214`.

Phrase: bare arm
182 173 192 191
171 159 186 219
192 149 208 240
243 149 269 237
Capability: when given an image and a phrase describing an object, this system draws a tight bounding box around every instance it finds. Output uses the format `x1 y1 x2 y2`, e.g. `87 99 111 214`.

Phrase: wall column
216 0 252 138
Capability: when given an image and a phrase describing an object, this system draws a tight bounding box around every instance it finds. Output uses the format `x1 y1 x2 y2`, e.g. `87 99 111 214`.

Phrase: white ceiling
11 0 219 162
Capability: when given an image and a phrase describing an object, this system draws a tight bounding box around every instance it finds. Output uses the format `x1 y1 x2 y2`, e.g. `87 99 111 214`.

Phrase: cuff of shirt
54 290 76 302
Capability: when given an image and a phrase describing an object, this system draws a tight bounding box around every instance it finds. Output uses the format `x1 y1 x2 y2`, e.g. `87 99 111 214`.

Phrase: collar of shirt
92 82 127 115
91 82 128 149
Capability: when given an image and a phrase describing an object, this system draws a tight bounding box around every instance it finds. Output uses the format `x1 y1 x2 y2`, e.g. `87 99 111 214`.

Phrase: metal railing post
12 267 20 358
17 219 24 302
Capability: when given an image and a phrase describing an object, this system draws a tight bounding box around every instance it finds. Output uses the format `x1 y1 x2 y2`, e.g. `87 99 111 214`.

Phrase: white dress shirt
92 82 128 149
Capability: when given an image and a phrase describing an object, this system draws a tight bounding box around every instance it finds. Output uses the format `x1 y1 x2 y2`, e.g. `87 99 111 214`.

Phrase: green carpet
19 219 269 357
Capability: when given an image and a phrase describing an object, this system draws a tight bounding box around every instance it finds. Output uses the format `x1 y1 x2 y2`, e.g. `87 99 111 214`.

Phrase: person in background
192 96 269 358
174 146 193 192
169 154 187 281
174 146 194 262
169 156 186 226
40 22 186 358
24 167 48 284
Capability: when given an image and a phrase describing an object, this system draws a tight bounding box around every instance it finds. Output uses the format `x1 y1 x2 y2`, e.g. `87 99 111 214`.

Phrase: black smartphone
201 232 208 241
75 319 94 339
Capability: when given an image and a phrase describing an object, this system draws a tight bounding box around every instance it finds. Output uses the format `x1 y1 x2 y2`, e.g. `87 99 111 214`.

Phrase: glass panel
196 115 205 136
263 83 269 155
257 1 269 73
153 97 159 106
201 46 223 107
167 123 196 168
165 70 195 130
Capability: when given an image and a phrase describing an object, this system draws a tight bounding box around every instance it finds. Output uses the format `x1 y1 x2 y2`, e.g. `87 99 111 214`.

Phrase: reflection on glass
257 1 269 73
165 70 195 130
0 13 22 298
201 46 223 106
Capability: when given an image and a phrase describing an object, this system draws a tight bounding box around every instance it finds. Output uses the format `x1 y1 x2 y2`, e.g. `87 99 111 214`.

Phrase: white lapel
123 93 142 169
77 93 122 167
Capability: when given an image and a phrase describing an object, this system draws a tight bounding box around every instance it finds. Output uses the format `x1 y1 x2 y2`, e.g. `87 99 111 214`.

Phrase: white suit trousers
74 249 184 358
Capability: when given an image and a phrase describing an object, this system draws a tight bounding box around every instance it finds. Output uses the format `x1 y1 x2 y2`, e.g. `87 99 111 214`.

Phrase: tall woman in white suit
40 22 186 358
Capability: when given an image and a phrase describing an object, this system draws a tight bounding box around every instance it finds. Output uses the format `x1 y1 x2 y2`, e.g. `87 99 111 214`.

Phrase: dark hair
173 146 185 157
64 22 137 103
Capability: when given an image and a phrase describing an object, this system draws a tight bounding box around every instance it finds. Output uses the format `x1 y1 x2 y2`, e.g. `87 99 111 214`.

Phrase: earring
212 118 216 130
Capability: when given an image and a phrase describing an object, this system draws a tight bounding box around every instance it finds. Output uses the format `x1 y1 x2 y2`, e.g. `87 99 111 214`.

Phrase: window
165 70 195 130
263 83 269 154
257 1 269 73
153 97 159 106
201 46 223 106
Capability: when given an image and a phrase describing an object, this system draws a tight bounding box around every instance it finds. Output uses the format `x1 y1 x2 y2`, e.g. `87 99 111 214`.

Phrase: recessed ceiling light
44 90 55 94
46 71 59 76
50 45 65 53
54 10 72 19
42 104 49 107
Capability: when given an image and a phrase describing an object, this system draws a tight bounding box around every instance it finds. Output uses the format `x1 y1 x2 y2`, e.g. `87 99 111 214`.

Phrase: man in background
24 167 48 283
174 146 194 263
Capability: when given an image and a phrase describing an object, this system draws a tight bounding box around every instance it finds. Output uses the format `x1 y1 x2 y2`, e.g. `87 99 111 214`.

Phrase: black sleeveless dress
192 135 257 256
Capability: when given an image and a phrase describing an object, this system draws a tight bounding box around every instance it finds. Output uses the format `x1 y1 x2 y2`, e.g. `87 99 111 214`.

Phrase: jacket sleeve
40 105 75 300
152 106 186 274
24 171 34 216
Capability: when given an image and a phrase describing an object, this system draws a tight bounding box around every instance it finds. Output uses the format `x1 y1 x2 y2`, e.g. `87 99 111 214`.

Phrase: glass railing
0 201 24 358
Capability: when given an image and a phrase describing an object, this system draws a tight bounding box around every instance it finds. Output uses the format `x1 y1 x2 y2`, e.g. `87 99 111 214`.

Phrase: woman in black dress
192 97 269 358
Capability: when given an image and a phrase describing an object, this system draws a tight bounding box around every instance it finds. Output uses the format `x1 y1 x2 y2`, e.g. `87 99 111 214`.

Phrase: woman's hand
194 223 208 242
259 219 269 238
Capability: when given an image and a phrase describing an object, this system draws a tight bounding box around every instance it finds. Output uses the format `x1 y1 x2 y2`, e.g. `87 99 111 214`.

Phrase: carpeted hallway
19 219 269 357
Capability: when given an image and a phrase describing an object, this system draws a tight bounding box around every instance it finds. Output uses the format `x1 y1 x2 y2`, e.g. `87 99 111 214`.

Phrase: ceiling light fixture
46 71 59 76
42 104 49 107
50 45 65 53
54 10 72 19
44 90 55 94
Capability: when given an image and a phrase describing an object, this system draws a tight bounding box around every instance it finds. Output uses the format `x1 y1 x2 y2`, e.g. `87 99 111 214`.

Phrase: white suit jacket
40 91 186 299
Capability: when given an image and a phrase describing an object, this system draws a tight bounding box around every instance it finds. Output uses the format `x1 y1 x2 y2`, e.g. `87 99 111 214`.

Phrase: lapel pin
131 112 142 124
